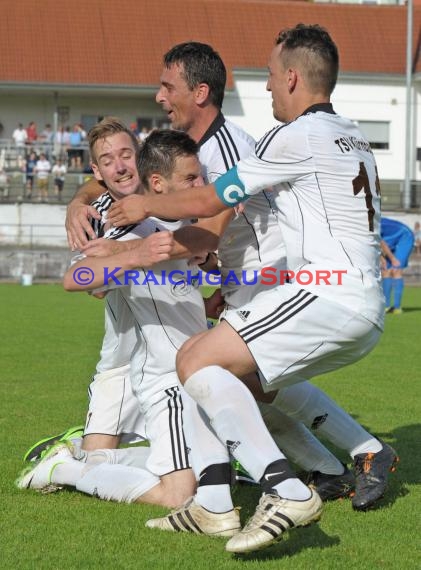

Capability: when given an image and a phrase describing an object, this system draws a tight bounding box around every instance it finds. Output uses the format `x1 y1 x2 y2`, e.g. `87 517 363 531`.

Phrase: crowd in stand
11 121 87 167
0 120 155 202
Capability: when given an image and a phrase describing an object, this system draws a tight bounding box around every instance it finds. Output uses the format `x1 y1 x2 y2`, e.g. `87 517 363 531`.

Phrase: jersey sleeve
238 124 313 194
214 123 313 205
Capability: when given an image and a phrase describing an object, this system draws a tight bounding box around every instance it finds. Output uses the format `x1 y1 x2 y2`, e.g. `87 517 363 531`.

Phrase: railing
380 181 421 210
0 223 67 249
0 138 89 170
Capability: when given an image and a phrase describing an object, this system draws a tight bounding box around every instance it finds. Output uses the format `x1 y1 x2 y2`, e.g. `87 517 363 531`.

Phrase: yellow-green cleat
23 425 84 462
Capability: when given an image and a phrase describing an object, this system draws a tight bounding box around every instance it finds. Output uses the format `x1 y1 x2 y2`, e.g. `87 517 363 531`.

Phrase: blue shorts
385 233 414 269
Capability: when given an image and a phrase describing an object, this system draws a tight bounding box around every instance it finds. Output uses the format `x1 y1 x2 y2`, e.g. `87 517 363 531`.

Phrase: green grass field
1 284 420 569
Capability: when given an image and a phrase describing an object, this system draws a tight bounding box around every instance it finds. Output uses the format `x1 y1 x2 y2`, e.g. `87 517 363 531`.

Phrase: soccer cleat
386 307 403 315
145 497 241 537
352 442 399 511
303 464 355 501
16 442 73 493
23 425 84 462
231 460 258 486
225 490 323 554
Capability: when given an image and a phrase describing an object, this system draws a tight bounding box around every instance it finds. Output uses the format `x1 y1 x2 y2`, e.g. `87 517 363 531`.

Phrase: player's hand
81 238 130 258
90 290 108 299
129 231 174 267
204 289 225 319
108 195 147 227
380 255 387 270
391 256 401 268
66 201 101 250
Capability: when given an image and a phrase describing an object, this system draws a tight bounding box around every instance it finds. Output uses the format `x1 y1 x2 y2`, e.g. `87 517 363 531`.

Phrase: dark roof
0 0 420 89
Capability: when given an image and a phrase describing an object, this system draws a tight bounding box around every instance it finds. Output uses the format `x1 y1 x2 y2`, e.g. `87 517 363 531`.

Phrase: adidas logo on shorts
227 439 241 453
237 310 250 321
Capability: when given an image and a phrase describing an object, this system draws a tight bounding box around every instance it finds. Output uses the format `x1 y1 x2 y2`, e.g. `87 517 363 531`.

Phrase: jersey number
352 162 381 232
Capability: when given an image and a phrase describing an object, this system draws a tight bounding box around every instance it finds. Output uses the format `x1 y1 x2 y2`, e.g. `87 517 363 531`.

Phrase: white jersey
96 290 136 373
89 192 138 373
198 114 286 307
103 217 207 409
234 104 384 328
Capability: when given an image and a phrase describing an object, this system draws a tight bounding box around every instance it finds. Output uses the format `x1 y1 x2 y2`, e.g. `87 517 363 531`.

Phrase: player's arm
107 167 247 226
80 209 232 261
380 239 400 267
65 179 105 250
63 231 174 292
80 237 141 258
171 209 234 259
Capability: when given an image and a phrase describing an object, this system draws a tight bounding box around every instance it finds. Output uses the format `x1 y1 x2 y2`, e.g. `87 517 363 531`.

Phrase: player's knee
176 345 201 383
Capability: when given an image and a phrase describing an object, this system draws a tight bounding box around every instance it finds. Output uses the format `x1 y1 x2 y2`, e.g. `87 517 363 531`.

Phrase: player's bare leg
82 434 120 450
134 468 196 508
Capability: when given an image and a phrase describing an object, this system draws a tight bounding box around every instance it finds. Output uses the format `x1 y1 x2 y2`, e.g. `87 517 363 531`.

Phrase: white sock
51 456 88 487
83 447 151 468
69 437 83 458
274 479 311 501
196 484 233 513
275 382 379 458
181 388 233 513
350 439 382 458
259 402 344 475
181 388 230 474
184 366 285 483
76 463 159 503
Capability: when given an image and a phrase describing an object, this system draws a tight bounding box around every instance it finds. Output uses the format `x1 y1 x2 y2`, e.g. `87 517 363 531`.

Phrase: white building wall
223 76 274 139
333 80 410 181
223 72 421 183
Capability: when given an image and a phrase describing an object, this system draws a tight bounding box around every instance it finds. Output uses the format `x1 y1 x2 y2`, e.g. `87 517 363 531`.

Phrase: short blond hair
88 117 139 164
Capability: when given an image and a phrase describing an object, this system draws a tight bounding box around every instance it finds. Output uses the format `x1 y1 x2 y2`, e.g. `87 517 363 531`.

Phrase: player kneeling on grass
16 122 215 511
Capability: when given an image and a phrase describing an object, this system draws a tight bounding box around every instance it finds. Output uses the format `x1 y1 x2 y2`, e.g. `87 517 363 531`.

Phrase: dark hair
276 24 339 96
163 41 226 108
87 116 139 164
138 129 198 188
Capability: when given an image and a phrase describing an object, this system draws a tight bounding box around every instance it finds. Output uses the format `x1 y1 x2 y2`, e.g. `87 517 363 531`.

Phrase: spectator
414 221 421 254
130 121 140 141
138 126 150 142
24 150 38 199
12 123 28 155
52 157 67 201
26 121 38 145
380 217 415 314
40 123 54 158
0 168 10 199
63 126 72 147
34 152 51 201
68 123 84 169
40 123 53 144
78 123 87 141
55 125 72 159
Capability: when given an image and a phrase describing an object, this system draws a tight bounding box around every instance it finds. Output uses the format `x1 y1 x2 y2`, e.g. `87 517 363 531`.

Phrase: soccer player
380 217 415 314
107 25 398 553
153 41 356 497
17 122 206 510
23 119 156 466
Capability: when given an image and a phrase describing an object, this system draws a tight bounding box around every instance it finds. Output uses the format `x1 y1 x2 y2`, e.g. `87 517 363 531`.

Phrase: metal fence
0 223 67 248
0 139 89 170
